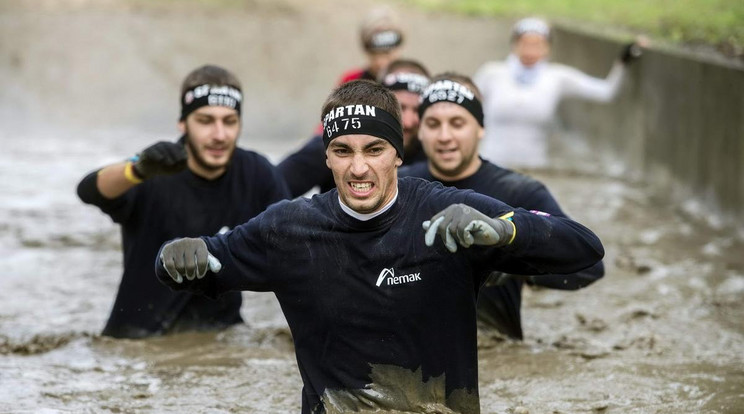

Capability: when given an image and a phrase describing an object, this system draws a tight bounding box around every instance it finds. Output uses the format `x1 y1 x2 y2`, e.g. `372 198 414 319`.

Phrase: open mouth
436 148 458 156
206 147 228 157
349 181 374 196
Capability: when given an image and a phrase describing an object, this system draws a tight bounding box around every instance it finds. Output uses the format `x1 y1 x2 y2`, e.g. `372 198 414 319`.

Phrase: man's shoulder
480 161 543 189
398 161 430 179
229 147 282 177
338 68 366 85
400 176 469 204
232 147 272 165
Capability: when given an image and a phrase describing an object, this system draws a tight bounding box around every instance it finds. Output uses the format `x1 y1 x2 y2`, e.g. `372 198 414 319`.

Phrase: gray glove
423 203 515 253
132 141 187 180
160 237 222 283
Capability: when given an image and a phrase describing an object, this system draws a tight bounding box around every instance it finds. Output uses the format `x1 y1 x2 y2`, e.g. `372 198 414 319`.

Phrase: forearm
562 62 625 103
527 260 605 290
155 219 276 296
502 211 605 275
96 162 140 199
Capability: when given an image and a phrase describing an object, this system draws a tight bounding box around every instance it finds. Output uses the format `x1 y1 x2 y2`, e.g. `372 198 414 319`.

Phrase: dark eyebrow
363 138 389 150
328 141 352 150
328 138 389 151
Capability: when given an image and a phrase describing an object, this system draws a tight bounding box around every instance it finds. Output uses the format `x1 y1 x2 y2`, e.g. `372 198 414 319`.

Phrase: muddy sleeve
76 169 136 223
277 135 334 198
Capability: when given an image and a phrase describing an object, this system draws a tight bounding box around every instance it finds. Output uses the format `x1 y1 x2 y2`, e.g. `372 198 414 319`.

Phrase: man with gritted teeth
154 79 604 413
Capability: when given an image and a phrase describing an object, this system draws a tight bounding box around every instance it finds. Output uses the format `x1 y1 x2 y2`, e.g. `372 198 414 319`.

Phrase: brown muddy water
1 1 743 413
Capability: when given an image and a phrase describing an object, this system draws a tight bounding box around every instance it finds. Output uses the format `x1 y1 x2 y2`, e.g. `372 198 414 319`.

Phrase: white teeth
351 182 372 191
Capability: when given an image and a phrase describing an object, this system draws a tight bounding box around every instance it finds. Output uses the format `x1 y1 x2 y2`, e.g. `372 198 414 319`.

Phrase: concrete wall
552 27 744 230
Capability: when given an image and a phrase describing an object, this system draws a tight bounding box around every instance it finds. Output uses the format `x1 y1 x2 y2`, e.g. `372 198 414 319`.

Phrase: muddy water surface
1 1 742 413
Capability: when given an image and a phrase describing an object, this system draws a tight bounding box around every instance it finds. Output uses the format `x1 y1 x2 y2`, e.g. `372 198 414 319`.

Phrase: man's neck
188 159 227 180
338 188 399 221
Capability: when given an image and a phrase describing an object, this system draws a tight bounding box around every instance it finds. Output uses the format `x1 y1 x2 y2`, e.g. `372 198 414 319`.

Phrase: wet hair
321 80 401 125
360 6 404 52
428 72 483 101
180 65 242 99
378 58 430 80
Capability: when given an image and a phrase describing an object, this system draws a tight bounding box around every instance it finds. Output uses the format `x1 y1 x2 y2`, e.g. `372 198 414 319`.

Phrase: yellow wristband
498 211 517 245
124 161 143 184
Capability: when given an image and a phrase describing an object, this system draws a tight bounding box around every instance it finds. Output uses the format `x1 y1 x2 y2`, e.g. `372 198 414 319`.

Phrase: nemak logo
375 268 422 287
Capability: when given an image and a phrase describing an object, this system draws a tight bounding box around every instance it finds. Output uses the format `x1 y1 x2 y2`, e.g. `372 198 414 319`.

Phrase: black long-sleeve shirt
399 159 605 339
156 177 603 413
77 147 289 338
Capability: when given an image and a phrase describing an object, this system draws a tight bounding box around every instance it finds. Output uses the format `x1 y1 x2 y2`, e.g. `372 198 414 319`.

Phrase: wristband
124 161 144 184
498 211 517 245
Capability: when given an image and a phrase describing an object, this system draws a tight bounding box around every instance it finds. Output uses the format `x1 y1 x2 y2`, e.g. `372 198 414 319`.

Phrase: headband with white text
364 30 403 52
322 104 404 159
180 84 242 121
418 80 484 126
382 72 430 95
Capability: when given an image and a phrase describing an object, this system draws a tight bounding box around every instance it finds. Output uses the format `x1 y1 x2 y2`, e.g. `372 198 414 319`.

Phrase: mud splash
321 364 476 414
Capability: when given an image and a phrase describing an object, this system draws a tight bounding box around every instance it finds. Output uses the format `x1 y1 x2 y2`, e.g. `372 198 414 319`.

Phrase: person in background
337 6 405 84
76 65 289 339
154 79 605 413
400 72 604 340
278 58 430 197
474 17 644 169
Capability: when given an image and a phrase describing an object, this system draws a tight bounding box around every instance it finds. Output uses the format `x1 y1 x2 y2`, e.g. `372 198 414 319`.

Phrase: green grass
401 0 744 54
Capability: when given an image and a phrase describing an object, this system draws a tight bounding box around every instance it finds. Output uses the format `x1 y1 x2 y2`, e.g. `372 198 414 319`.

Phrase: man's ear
395 157 403 167
178 121 186 135
477 126 484 141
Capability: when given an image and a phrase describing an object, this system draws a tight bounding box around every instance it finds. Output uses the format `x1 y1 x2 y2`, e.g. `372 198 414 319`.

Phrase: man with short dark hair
77 65 289 339
400 72 604 339
278 59 430 197
155 79 604 413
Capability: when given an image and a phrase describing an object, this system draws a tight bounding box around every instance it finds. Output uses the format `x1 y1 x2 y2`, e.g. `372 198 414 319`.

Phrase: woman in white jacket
474 17 643 168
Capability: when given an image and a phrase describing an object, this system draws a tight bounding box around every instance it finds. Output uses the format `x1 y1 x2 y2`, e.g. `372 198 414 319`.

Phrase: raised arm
77 141 187 202
423 197 604 276
560 40 644 103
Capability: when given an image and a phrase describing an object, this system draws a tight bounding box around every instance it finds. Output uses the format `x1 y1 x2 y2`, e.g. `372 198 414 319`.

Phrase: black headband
322 105 404 160
381 72 429 95
364 30 403 52
418 80 484 126
180 84 242 121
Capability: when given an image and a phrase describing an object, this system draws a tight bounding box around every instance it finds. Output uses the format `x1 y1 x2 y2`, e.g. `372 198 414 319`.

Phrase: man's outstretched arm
422 200 604 276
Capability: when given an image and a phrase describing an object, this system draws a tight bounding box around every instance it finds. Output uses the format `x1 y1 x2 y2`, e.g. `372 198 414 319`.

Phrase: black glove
422 203 515 253
619 42 643 64
160 238 222 283
132 141 187 180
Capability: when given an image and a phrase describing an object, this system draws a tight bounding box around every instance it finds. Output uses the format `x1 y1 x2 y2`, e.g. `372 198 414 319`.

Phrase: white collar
507 53 546 85
338 188 399 221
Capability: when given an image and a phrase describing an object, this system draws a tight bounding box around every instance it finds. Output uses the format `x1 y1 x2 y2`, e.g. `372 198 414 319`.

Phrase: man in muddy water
399 73 605 340
153 79 605 413
278 58 431 197
76 65 289 339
